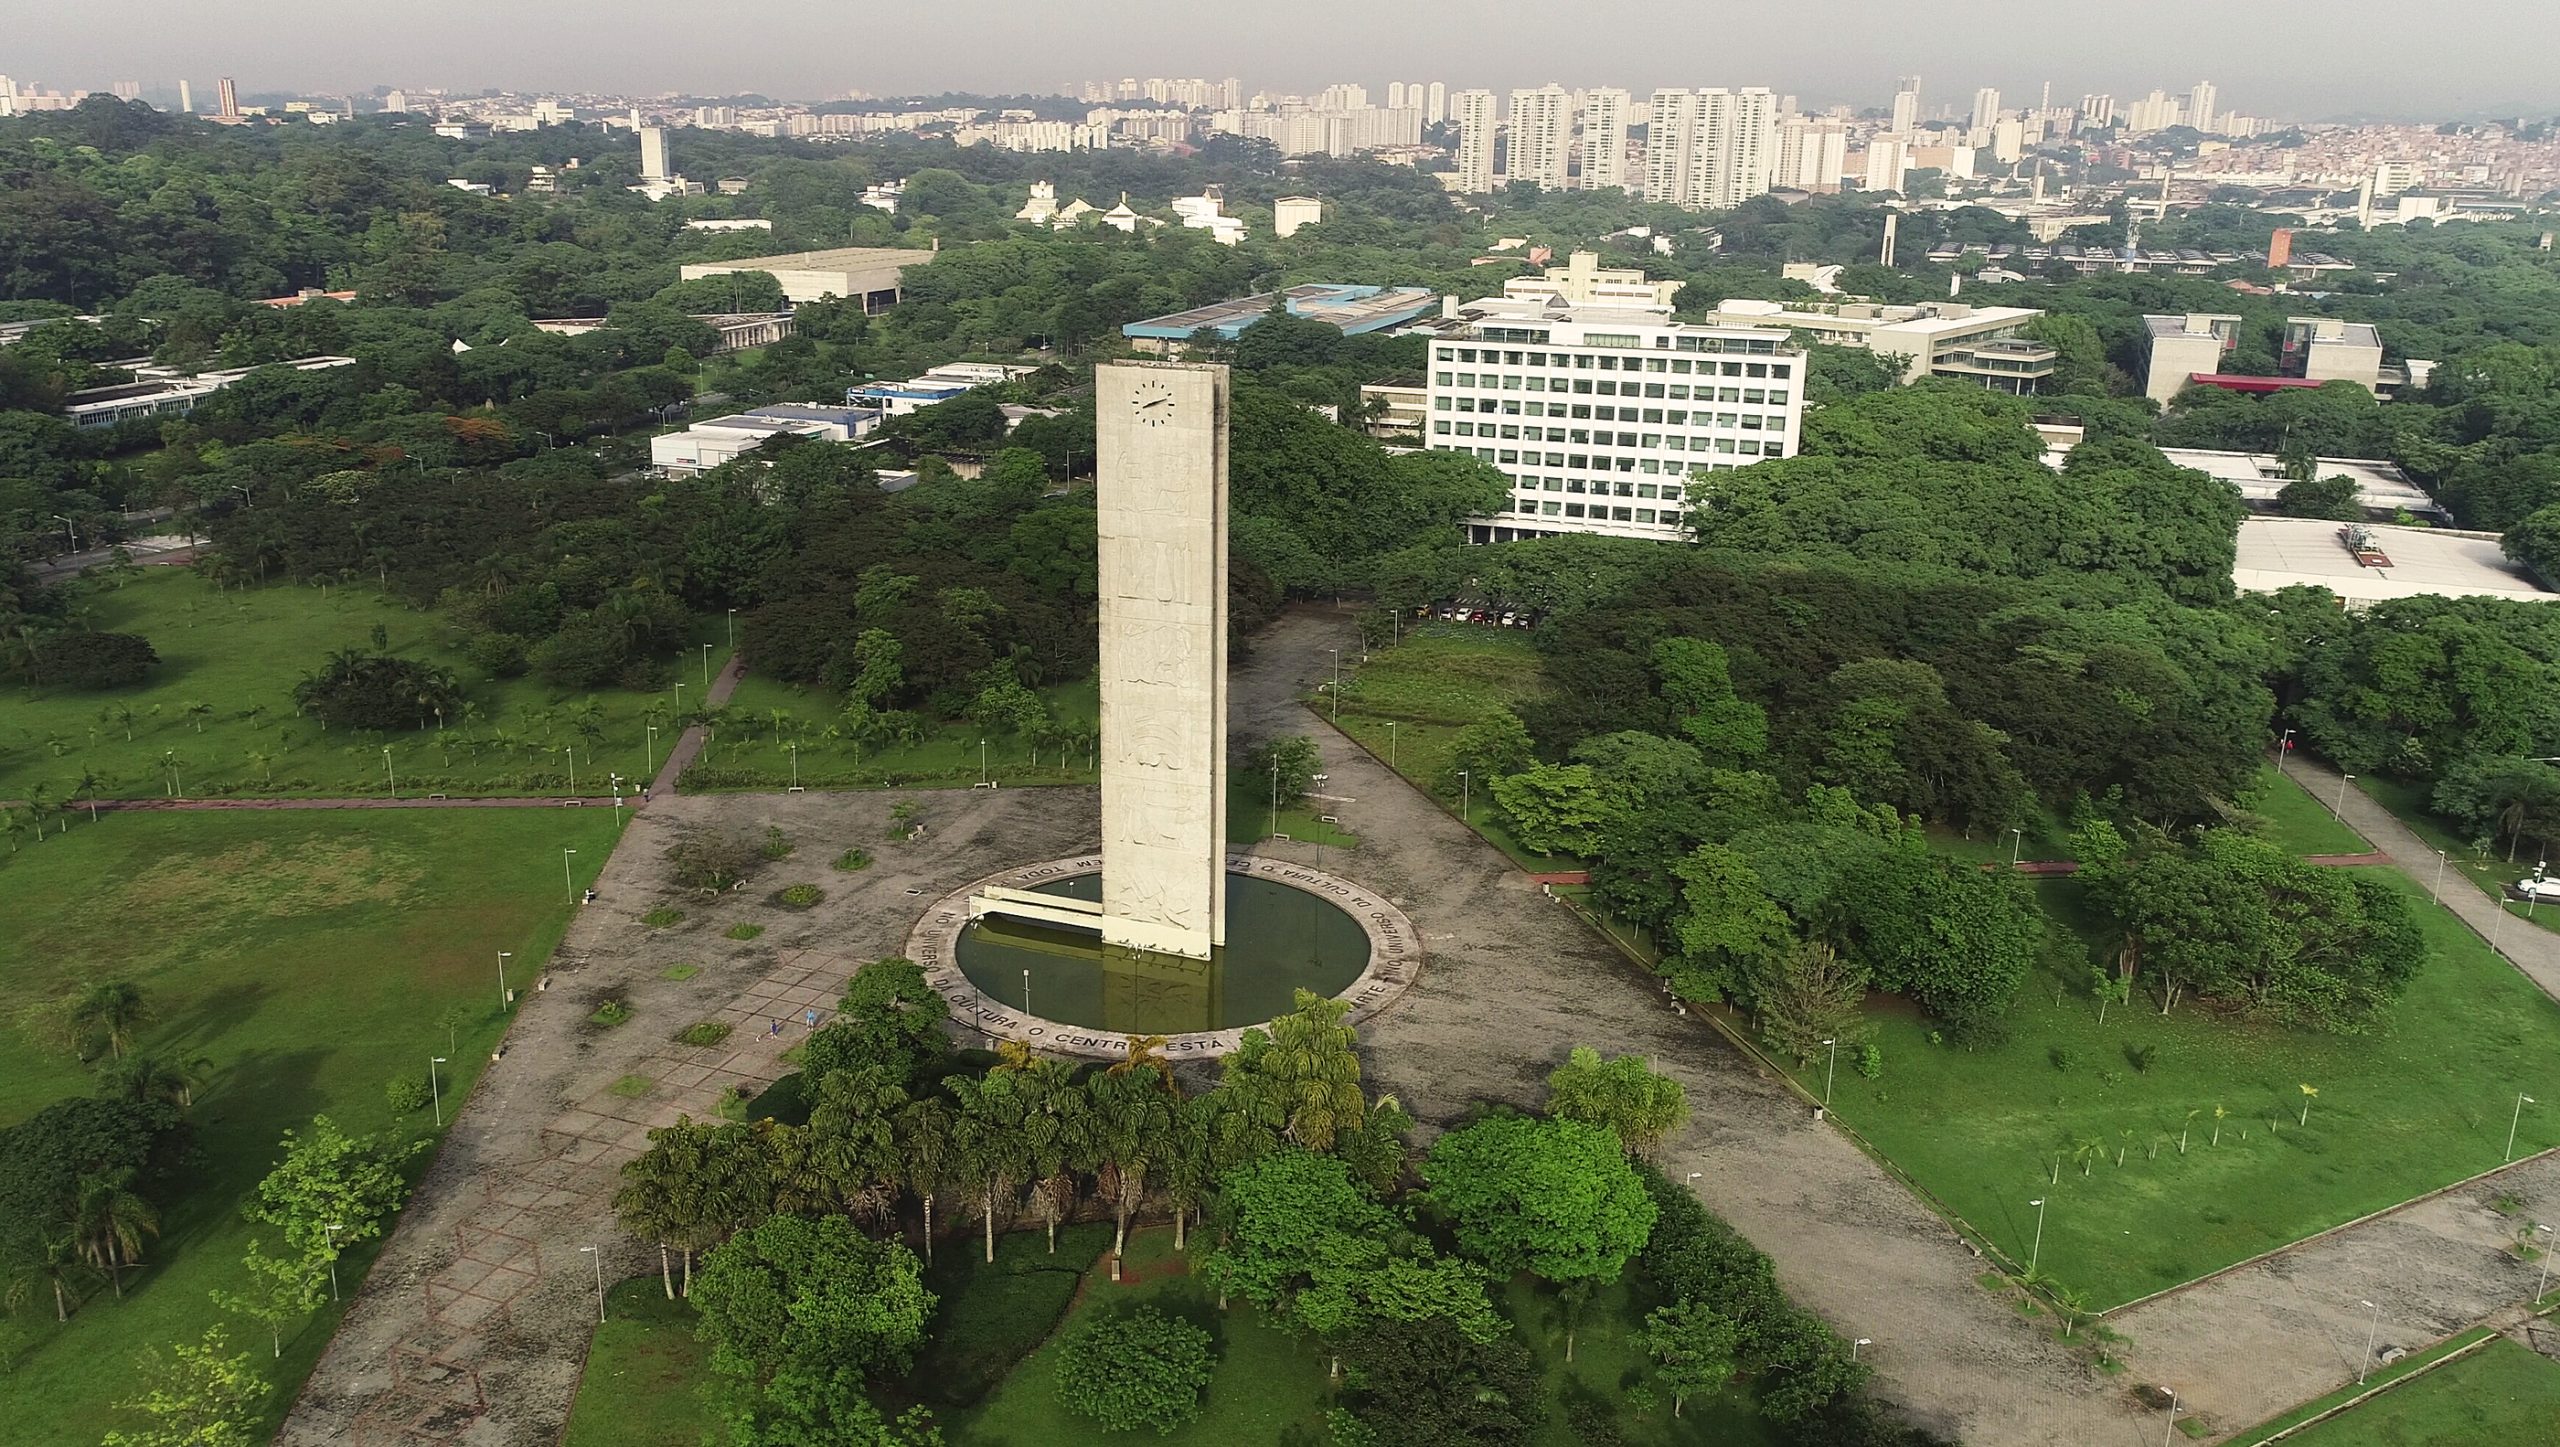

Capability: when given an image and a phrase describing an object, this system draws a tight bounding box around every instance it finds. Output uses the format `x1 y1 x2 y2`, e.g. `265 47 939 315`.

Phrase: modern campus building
1421 253 1807 544
676 246 937 309
2140 312 2243 403
1704 297 2056 391
1121 284 1438 357
649 404 876 474
61 355 356 429
2142 313 2393 403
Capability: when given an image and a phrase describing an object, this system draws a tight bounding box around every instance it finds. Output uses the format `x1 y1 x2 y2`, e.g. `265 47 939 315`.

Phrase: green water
954 872 1368 1034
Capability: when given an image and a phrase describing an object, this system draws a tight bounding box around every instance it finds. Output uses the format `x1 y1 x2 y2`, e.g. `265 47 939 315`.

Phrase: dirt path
277 785 1100 1447
1239 609 2145 1447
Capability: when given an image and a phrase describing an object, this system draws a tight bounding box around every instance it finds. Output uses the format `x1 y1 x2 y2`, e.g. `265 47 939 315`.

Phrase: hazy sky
7 0 2554 120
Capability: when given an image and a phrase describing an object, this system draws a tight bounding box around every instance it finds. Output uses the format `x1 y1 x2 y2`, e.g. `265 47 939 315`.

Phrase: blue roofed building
1122 284 1438 357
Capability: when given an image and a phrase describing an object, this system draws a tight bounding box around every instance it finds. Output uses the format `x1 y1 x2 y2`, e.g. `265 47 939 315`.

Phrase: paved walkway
1241 609 2146 1446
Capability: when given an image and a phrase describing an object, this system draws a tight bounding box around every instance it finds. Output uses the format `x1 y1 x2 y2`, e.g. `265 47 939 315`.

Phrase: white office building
1580 87 1633 191
1452 89 1498 192
1426 81 1448 125
1423 254 1807 544
1644 87 1777 210
1643 89 1701 205
1971 87 2002 136
1776 116 1849 189
1891 76 1921 135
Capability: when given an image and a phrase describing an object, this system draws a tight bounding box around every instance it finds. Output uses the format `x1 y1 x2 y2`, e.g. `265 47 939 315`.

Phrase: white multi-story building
1776 116 1849 189
2188 81 2218 135
1643 89 1700 204
1426 81 1448 125
2082 93 2116 127
1580 87 1633 190
1423 254 1808 544
1644 87 1777 209
1452 89 1498 192
1891 76 1921 136
1971 87 2003 136
1508 85 1573 190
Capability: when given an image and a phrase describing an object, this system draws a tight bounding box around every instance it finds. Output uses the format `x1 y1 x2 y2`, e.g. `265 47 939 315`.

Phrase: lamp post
2010 827 2025 867
2027 1198 2047 1276
726 608 736 647
978 738 989 786
1328 647 1341 722
1822 1037 1840 1108
611 774 623 821
2163 1389 2180 1446
1269 758 1281 838
1458 770 1470 825
789 743 799 789
2434 849 2448 901
1386 721 1398 769
2357 1299 2382 1383
497 951 513 1011
2509 1093 2538 1162
2530 862 2548 920
324 1223 343 1302
645 723 659 775
429 1056 448 1127
2275 726 2297 776
382 746 397 800
2336 772 2356 813
563 847 578 903
1022 968 1032 1016
564 746 577 798
700 642 712 688
2536 1224 2555 1306
673 681 684 717
1853 1337 1872 1362
579 1244 605 1323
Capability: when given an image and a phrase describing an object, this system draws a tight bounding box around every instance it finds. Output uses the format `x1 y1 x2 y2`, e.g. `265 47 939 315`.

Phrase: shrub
1854 1043 1883 1080
758 825 794 860
662 963 701 981
775 883 823 909
665 831 759 894
13 630 158 689
385 1075 431 1113
2049 1046 2076 1072
589 1000 630 1027
725 923 765 941
640 906 686 928
1054 1305 1215 1435
831 847 873 872
463 632 528 678
292 651 465 731
676 1021 733 1048
2125 1044 2158 1073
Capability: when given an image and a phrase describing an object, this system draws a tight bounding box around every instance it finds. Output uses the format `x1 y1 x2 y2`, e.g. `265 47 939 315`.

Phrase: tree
1054 1305 1217 1435
1242 734 1323 807
1196 1148 1395 1315
291 650 463 732
1544 1047 1690 1158
2277 473 2363 520
1652 639 1768 765
103 1327 267 1447
60 979 151 1061
799 958 952 1086
1421 1115 1656 1288
212 1239 326 1358
1089 1066 1175 1264
2506 503 2560 584
1488 764 1613 857
691 1214 934 1446
245 1115 419 1263
1666 844 1792 1004
1757 941 1871 1066
1338 1314 1541 1447
1222 991 1367 1152
1643 1300 1740 1417
615 1117 773 1295
1446 709 1535 788
4 1229 100 1322
69 1165 159 1297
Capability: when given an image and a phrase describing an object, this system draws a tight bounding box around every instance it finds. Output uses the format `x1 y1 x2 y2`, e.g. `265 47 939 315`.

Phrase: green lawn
0 569 732 801
1500 1275 1775 1446
1767 872 2560 1308
2361 774 2560 938
1329 625 1576 869
2273 1336 2560 1447
688 673 1098 791
2240 767 2373 857
561 1280 718 1447
0 808 623 1446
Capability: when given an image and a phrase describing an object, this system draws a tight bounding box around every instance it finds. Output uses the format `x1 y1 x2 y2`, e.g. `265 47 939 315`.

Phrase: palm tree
1107 1035 1175 1091
1091 1068 1174 1265
805 1068 908 1225
5 1231 102 1321
98 702 135 742
245 749 274 786
181 701 214 733
70 1168 160 1298
100 1053 210 1112
896 1097 954 1265
613 1143 689 1300
62 981 151 1061
948 1073 1030 1264
1017 1059 1097 1254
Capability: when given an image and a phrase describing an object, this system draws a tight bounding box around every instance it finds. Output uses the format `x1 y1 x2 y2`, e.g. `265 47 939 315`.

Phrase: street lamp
324 1223 343 1302
788 743 800 789
2010 827 2024 867
2509 1093 2538 1161
429 1056 448 1127
1685 1172 1702 1186
2434 849 2448 901
578 1244 606 1323
2027 1198 2047 1276
726 607 736 647
51 514 78 550
1853 1337 1872 1362
2336 772 2356 813
979 738 989 786
497 951 513 1011
1458 770 1471 824
645 723 659 774
2536 1224 2555 1306
2276 726 2297 777
2357 1299 2382 1383
563 847 578 903
1022 968 1032 1016
1328 648 1341 722
382 746 397 800
1269 758 1281 838
564 746 577 798
2163 1389 2180 1446
1386 720 1398 769
611 773 624 821
673 680 684 716
700 642 712 688
1821 1037 1840 1109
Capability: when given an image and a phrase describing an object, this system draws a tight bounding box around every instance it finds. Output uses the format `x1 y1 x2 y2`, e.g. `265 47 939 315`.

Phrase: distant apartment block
1121 284 1437 357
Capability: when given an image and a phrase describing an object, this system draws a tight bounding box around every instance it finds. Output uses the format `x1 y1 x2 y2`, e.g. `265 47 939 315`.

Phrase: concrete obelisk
1092 361 1229 959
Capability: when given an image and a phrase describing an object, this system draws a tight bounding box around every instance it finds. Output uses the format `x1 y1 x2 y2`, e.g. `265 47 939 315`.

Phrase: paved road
1241 609 2146 1446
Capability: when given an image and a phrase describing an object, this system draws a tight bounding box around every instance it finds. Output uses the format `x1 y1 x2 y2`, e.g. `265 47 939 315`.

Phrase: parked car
2507 876 2560 904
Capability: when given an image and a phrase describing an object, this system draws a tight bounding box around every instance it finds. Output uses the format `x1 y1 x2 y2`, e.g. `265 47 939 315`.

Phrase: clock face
1131 378 1176 427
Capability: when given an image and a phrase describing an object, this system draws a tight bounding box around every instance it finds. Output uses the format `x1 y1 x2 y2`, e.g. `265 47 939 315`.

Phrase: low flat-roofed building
531 312 795 353
2234 517 2551 607
678 246 937 309
2283 316 2385 394
1122 284 1438 357
62 355 355 429
1358 380 1429 439
2142 313 2242 403
2150 447 2448 520
649 403 876 474
1705 297 2055 392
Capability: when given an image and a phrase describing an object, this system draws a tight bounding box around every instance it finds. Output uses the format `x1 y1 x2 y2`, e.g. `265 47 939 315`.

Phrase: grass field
0 808 623 1446
1768 872 2560 1308
561 1223 1774 1445
2243 768 2373 857
689 674 1099 792
0 569 732 801
1329 625 1573 868
560 1280 717 1447
2273 1336 2560 1447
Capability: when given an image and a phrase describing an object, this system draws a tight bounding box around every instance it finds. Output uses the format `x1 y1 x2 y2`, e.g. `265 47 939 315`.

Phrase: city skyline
2 0 2557 121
